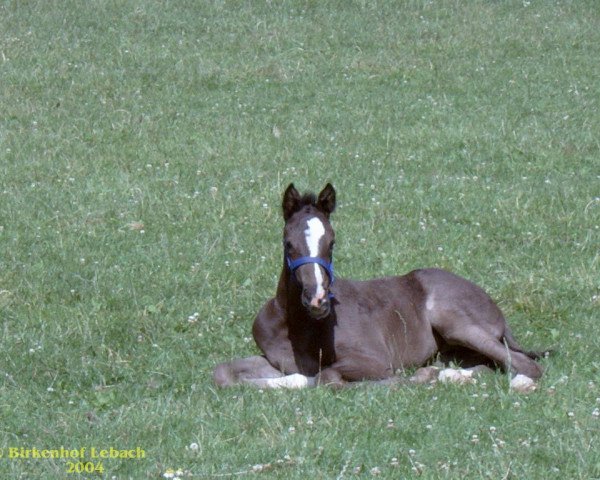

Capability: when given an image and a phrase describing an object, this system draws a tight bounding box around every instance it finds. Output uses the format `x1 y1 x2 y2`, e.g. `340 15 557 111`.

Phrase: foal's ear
317 183 336 217
282 183 301 221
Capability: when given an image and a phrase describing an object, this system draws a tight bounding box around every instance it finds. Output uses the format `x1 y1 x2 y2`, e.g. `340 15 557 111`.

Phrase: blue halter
286 256 335 299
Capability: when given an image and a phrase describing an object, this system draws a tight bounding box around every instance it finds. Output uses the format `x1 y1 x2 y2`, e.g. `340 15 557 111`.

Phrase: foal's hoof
510 374 537 394
409 366 440 384
438 368 476 385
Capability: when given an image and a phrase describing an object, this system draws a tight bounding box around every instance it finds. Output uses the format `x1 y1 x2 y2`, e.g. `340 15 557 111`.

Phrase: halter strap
286 256 335 285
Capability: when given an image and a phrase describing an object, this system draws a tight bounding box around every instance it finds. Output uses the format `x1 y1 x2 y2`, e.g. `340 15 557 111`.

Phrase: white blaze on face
304 217 326 298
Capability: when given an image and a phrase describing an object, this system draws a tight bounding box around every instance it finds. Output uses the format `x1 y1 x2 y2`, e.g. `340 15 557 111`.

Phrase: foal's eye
329 241 335 250
284 240 293 251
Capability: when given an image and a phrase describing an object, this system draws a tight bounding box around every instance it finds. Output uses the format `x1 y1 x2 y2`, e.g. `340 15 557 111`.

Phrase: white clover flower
370 466 381 475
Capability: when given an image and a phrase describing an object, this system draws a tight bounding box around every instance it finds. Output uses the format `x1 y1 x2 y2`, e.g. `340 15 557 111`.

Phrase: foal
214 183 544 389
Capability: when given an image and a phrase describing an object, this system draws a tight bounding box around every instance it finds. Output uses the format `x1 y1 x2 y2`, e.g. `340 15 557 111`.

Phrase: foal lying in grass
214 184 545 390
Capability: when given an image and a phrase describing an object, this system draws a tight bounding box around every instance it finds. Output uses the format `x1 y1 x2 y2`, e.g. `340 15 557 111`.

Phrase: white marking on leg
304 217 326 298
438 368 476 385
265 374 315 389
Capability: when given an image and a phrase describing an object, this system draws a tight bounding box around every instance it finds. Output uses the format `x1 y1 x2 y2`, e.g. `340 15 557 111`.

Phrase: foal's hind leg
421 269 543 379
214 355 283 387
213 356 314 389
438 325 543 379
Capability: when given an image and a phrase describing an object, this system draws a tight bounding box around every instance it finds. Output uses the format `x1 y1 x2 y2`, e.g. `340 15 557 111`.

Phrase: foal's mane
298 192 317 208
287 192 318 218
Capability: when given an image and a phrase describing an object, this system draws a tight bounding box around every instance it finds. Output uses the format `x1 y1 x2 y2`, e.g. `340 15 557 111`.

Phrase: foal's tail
503 327 552 360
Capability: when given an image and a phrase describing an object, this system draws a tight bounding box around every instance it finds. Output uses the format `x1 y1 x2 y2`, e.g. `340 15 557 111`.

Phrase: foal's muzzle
287 255 335 319
301 289 331 319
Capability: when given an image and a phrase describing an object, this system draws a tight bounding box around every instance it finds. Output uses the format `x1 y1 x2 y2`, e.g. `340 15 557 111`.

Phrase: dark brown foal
213 183 545 389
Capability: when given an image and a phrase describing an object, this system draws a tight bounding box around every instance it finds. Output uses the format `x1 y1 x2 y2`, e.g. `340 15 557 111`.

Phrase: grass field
1 0 599 478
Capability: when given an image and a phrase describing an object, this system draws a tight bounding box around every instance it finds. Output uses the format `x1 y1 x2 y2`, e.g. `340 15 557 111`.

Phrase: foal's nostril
313 297 328 308
301 290 312 308
301 290 330 318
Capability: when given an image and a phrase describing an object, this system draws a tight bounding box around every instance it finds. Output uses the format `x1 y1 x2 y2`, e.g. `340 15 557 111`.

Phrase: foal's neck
276 265 311 322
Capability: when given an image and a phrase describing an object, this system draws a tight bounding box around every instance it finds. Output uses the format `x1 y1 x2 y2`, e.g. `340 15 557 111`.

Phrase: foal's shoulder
252 297 285 337
255 297 284 320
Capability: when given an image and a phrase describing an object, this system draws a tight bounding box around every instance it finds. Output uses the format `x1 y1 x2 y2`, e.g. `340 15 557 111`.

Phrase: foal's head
282 183 336 319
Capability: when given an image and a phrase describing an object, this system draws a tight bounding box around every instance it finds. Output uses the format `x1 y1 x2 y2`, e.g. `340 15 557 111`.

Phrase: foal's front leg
213 356 315 389
317 366 413 388
316 355 400 388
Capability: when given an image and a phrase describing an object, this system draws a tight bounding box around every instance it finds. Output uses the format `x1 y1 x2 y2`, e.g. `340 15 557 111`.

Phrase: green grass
1 0 599 478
